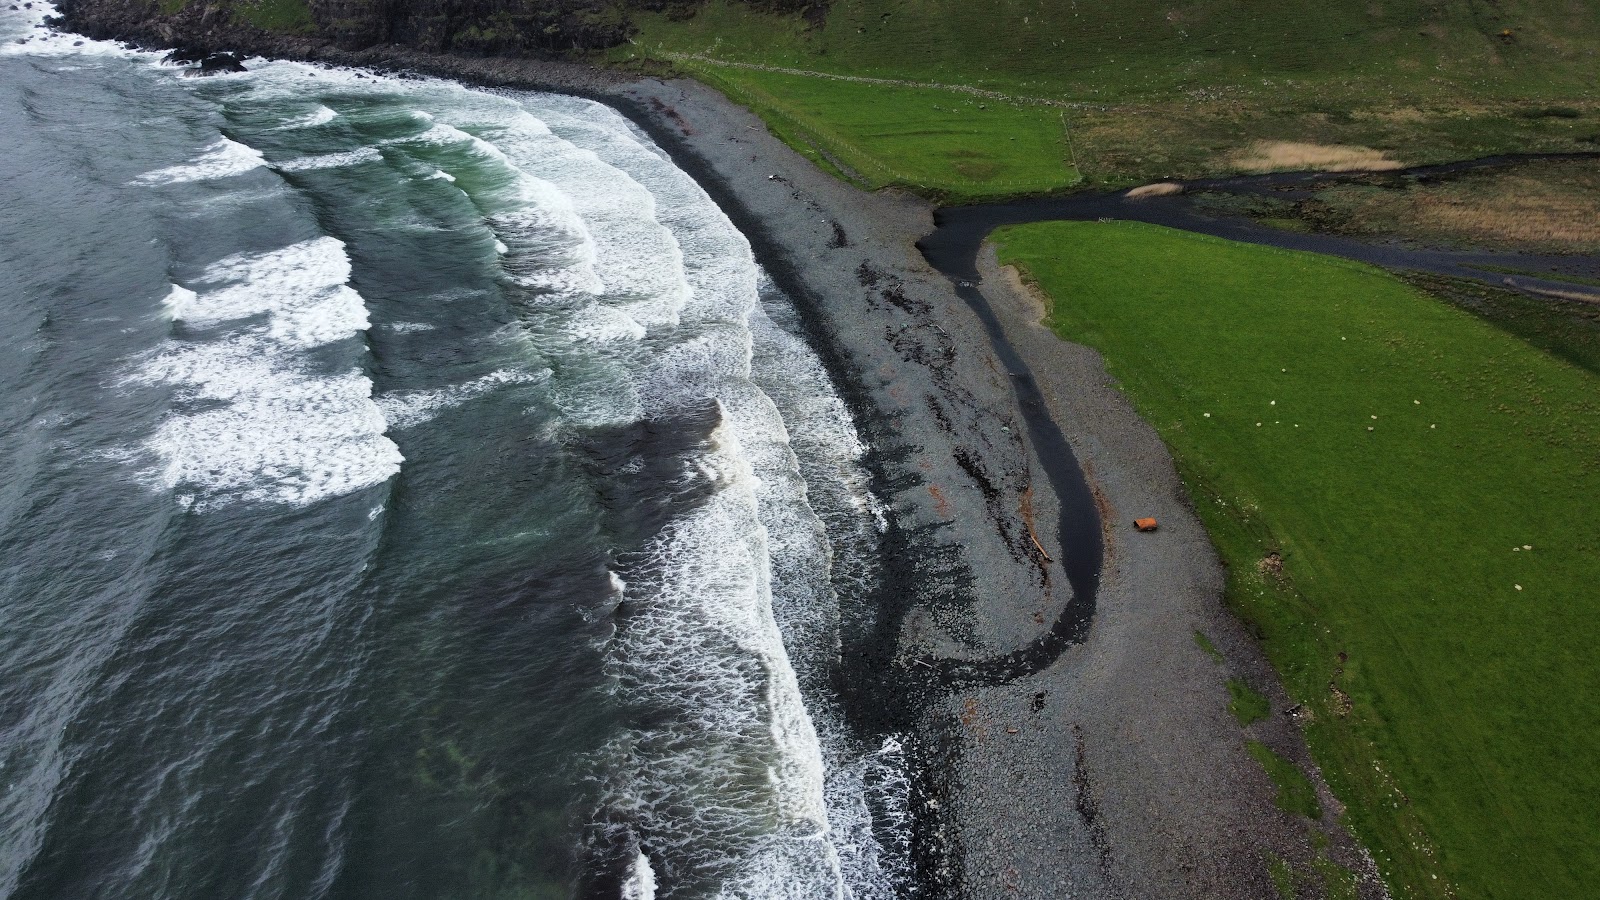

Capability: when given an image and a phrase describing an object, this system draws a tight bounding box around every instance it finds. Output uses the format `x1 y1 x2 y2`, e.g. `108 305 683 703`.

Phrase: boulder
194 51 247 75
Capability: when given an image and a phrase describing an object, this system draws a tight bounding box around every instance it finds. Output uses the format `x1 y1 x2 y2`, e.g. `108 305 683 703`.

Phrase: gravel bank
45 3 1384 888
611 77 1388 899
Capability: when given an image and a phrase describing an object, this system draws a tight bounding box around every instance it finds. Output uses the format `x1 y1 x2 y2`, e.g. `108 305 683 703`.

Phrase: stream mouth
924 151 1600 301
912 244 1103 688
913 150 1600 684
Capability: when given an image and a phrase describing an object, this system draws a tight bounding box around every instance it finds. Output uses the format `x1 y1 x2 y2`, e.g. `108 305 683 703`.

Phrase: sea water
0 8 908 898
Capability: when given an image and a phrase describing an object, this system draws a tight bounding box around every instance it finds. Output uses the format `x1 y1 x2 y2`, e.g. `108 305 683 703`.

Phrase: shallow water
0 10 907 898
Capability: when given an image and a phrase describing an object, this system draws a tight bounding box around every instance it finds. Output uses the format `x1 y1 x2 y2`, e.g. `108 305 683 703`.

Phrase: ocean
0 9 909 898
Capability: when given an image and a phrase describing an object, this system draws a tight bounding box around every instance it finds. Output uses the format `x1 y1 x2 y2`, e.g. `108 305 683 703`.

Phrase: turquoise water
0 10 906 898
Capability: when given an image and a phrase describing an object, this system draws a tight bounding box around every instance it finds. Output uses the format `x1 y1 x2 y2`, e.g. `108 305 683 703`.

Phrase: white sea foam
376 368 548 430
274 146 382 173
568 304 647 344
160 284 198 319
489 110 692 331
620 852 657 900
0 1 145 57
602 417 839 893
136 237 398 509
133 336 400 510
280 104 337 129
465 92 909 898
132 136 265 185
405 121 606 296
173 238 368 349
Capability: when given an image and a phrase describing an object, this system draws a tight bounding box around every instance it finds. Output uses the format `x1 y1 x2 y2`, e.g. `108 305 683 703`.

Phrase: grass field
1296 159 1600 254
993 221 1600 900
1192 158 1600 256
674 60 1081 201
233 0 314 34
618 0 1600 194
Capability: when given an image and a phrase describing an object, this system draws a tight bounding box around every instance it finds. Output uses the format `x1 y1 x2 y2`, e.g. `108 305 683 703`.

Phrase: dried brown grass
1229 141 1403 173
1311 161 1600 253
1404 186 1600 250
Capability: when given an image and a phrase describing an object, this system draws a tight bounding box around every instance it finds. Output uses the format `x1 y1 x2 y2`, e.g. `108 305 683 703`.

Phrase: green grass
1268 855 1297 900
1312 852 1364 900
1228 678 1272 726
1402 273 1600 380
994 220 1600 899
673 60 1080 201
1248 740 1324 821
231 0 315 33
1194 630 1225 663
633 0 1600 102
1270 846 1364 900
620 0 1600 190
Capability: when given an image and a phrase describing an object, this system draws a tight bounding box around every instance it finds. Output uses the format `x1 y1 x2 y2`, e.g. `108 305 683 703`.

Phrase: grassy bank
993 221 1600 899
1193 158 1600 255
673 59 1081 201
618 0 1600 195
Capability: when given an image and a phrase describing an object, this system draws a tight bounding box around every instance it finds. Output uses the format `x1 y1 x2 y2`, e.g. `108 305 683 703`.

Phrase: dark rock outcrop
307 0 634 54
195 49 246 72
55 0 831 62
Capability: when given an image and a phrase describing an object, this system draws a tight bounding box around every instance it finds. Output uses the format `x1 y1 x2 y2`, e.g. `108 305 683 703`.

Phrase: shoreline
584 77 1391 899
44 8 1383 895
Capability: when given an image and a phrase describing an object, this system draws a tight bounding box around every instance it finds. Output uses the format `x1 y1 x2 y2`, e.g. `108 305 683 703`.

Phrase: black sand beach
610 77 1389 899
41 8 1394 893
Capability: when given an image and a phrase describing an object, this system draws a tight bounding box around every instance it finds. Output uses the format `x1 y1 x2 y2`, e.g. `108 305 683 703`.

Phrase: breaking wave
280 103 337 129
131 234 400 510
1 19 906 893
377 369 551 430
132 136 265 185
274 146 383 173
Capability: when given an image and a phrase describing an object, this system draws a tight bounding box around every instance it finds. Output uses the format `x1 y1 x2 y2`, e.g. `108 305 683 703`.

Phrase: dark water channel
915 152 1600 682
925 152 1600 298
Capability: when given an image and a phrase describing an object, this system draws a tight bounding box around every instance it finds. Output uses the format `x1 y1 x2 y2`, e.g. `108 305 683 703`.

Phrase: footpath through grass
621 0 1600 194
993 221 1600 900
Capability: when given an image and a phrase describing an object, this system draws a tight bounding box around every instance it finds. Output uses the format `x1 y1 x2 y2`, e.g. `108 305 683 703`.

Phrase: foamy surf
274 146 383 173
622 852 659 900
0 1 145 57
377 368 550 430
160 284 198 319
135 338 400 509
176 237 369 349
279 104 337 129
132 136 266 185
6 29 905 892
599 417 842 897
134 237 400 510
479 91 904 898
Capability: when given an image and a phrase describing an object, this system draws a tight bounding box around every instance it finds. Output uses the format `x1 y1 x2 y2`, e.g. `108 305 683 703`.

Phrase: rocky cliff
55 0 824 61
